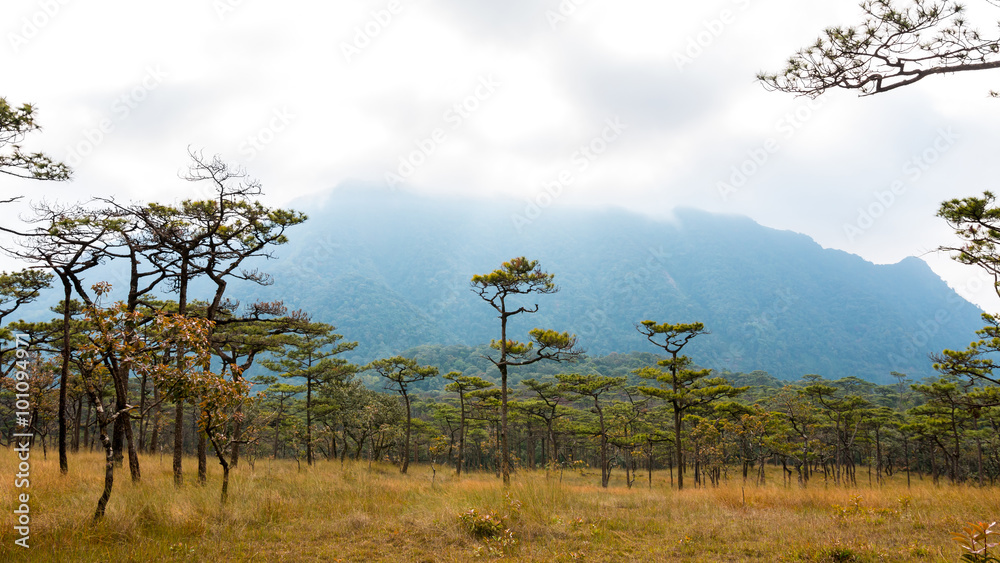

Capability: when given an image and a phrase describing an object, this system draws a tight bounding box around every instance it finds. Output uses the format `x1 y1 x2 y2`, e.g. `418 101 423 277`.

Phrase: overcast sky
2 0 1000 310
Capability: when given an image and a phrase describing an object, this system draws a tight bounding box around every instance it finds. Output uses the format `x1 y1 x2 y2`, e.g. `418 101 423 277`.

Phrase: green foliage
457 493 522 557
458 507 506 539
471 256 554 293
953 521 1000 562
0 97 71 181
816 543 860 562
365 356 438 388
757 0 1000 97
939 191 1000 301
0 269 53 325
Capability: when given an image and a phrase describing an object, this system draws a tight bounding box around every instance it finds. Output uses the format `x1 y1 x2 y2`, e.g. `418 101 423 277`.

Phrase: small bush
457 493 522 558
458 508 506 539
817 544 859 562
952 521 1000 563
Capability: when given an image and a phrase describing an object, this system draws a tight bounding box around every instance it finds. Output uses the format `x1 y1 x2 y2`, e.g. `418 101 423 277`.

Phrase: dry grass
1 449 996 561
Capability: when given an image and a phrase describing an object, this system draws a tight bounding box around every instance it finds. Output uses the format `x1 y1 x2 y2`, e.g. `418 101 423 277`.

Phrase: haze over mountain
225 183 985 384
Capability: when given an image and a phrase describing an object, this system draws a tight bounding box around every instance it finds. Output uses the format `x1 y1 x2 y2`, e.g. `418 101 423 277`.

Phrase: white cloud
2 0 1000 310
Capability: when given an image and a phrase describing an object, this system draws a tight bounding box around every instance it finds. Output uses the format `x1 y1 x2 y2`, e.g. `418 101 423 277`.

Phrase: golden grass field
1 449 997 562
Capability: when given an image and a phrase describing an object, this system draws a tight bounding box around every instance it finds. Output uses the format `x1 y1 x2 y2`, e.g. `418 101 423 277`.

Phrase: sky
2 0 1000 310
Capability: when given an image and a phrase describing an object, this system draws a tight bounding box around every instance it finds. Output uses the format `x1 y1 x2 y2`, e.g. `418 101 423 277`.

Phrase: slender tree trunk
138 370 148 453
596 404 609 488
401 391 411 474
930 443 938 484
273 405 282 459
229 407 242 468
172 272 189 486
221 463 230 504
112 369 127 466
58 278 71 475
673 400 683 490
72 396 82 452
875 428 883 486
83 401 91 453
125 414 140 483
499 363 510 485
150 386 161 454
457 395 466 475
624 447 632 489
173 401 184 486
548 421 558 473
977 430 984 488
94 428 114 522
306 378 314 466
903 435 911 489
526 428 535 470
197 418 207 484
647 440 653 489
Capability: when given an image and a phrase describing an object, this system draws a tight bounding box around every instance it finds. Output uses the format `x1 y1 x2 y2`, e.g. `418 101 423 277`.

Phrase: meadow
1 450 996 562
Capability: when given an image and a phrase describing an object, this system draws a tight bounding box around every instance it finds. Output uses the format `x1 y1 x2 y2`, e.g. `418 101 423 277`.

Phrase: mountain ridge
231 183 984 383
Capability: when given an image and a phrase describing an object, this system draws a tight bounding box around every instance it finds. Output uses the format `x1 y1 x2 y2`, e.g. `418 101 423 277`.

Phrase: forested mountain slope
230 183 984 383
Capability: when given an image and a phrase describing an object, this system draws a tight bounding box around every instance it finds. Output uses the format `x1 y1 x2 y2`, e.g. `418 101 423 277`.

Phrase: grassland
1 449 996 562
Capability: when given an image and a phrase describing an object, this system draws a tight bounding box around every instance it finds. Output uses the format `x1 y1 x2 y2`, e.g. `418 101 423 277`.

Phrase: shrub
952 521 1000 563
457 493 522 558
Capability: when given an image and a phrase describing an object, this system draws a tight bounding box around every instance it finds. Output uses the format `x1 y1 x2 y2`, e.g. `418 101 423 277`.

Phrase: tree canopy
758 0 1000 97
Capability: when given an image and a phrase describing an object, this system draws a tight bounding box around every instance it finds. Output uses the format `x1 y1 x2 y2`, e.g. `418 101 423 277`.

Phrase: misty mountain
228 183 985 383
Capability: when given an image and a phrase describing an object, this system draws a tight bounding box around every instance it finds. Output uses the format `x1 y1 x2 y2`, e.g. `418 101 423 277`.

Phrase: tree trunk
112 370 127 466
58 278 71 475
903 435 911 488
457 395 466 476
401 391 411 474
172 401 184 486
72 396 83 452
673 400 683 490
94 428 114 522
83 400 91 453
499 363 510 485
198 429 207 484
306 378 314 466
172 272 189 486
138 370 148 453
229 407 242 468
125 414 140 483
149 386 161 454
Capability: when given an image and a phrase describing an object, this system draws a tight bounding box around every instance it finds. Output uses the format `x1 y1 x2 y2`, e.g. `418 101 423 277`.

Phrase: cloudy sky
2 0 1000 309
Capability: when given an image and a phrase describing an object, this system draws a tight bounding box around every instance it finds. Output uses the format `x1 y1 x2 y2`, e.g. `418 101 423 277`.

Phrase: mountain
226 183 985 384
